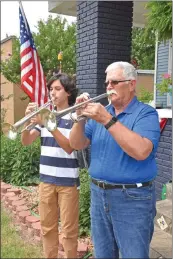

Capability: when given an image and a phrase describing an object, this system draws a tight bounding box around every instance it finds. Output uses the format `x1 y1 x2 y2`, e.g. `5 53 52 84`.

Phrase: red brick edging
1 181 89 258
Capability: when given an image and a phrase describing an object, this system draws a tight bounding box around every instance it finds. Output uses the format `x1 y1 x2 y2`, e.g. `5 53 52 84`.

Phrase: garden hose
20 186 33 192
19 186 39 217
29 202 39 218
83 251 92 259
30 209 40 218
30 202 39 210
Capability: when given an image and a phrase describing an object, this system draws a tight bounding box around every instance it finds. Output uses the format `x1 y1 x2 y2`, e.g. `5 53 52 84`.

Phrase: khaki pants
39 182 79 258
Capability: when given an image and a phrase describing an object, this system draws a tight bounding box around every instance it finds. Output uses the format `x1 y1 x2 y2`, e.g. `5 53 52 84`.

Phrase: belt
91 178 152 189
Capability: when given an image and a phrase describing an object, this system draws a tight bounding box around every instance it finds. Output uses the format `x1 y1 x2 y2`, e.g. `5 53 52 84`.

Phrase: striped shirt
35 114 79 187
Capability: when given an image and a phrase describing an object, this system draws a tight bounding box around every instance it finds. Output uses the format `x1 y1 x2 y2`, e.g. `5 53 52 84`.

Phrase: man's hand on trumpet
75 92 90 116
82 102 112 125
75 92 112 125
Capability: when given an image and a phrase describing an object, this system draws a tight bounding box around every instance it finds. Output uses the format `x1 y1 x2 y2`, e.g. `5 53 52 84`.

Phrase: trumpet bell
40 109 57 132
2 123 18 140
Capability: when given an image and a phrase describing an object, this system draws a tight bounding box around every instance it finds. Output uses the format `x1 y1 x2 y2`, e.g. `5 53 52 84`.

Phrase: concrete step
150 225 172 259
155 199 172 235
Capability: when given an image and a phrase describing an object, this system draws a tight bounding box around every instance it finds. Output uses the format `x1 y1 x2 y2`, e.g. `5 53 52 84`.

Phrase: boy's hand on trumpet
25 102 43 126
30 114 43 126
25 102 38 115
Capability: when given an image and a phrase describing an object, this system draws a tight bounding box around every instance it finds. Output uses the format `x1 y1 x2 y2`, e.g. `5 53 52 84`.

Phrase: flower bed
1 181 93 258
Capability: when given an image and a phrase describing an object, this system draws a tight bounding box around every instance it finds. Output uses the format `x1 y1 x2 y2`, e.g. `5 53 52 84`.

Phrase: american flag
19 3 48 106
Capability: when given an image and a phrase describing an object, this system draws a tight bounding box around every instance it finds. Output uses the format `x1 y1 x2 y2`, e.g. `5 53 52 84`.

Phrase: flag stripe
20 47 31 59
22 70 33 82
21 56 32 71
33 50 39 104
21 63 33 78
20 40 30 53
21 83 33 98
40 63 46 105
26 78 33 86
29 75 33 81
23 81 33 93
37 53 42 106
21 51 32 66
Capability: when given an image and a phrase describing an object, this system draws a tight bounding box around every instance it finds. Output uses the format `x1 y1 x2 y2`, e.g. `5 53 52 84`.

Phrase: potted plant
157 73 172 95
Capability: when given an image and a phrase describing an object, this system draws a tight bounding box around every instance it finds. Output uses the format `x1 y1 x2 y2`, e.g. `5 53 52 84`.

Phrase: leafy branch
145 1 172 41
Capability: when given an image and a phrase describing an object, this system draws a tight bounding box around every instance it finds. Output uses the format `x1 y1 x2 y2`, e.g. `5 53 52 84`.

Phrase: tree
145 1 172 41
131 27 155 70
1 39 21 84
144 1 172 95
0 82 14 123
131 1 172 70
1 15 76 85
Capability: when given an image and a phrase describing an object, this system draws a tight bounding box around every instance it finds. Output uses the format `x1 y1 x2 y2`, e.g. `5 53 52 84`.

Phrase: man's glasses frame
104 80 131 87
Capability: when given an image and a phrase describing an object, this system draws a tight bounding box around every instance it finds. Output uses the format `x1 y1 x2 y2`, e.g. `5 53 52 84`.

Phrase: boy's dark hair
47 73 78 106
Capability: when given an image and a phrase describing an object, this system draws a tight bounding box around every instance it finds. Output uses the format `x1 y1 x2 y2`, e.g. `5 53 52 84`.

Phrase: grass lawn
1 206 43 258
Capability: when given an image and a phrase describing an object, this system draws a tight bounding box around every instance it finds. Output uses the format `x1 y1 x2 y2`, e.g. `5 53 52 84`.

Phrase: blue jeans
90 182 156 259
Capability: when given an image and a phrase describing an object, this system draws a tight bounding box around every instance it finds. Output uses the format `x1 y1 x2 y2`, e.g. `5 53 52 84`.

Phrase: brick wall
155 119 172 200
1 37 29 124
76 1 133 102
1 38 15 124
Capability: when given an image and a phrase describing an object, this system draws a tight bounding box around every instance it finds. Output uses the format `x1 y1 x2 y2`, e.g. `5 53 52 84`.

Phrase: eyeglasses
104 80 131 88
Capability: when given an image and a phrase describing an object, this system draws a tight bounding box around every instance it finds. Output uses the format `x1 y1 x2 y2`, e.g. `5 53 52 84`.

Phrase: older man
69 61 160 259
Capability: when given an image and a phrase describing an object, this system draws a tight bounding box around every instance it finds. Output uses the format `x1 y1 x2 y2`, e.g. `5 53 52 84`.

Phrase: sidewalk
150 198 172 259
150 225 172 258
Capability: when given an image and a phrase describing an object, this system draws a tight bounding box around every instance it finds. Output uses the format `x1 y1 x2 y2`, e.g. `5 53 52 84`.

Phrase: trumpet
2 100 52 140
39 91 114 126
2 91 114 140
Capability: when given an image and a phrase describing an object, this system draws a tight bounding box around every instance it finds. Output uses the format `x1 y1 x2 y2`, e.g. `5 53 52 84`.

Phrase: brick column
76 1 133 100
155 119 172 200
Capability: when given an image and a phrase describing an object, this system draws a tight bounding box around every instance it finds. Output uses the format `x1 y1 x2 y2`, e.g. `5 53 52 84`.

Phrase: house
1 36 29 125
154 39 172 199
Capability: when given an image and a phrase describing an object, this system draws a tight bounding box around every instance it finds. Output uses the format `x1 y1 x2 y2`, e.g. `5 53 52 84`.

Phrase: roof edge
1 35 16 44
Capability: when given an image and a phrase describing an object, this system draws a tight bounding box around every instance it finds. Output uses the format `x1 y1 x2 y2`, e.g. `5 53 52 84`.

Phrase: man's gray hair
105 61 137 80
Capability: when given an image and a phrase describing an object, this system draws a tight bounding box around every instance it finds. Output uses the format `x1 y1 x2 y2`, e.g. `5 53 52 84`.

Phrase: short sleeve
34 124 41 134
133 106 160 152
84 119 94 141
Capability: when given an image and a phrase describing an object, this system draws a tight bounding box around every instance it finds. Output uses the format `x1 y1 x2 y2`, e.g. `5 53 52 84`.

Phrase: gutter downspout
153 32 159 108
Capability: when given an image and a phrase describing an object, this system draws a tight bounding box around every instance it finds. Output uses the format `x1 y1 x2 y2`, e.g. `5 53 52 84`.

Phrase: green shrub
79 168 91 236
138 86 154 103
1 134 40 186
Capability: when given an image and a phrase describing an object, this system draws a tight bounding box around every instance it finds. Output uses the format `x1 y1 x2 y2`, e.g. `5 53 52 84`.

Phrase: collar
107 96 139 116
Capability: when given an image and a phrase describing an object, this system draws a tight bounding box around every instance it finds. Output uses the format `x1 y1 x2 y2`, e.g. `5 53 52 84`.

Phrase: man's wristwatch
104 116 118 130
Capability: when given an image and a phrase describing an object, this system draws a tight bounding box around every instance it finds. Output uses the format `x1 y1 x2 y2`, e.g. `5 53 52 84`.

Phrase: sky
1 1 76 40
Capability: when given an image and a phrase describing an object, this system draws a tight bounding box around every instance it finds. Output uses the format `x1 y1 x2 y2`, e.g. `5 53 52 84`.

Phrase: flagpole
18 1 29 35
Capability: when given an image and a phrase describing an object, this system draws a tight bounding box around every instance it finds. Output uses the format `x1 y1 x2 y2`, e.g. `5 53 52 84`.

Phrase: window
167 39 172 107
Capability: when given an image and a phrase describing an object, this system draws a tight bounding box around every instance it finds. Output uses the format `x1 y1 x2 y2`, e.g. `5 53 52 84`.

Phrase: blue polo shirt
85 96 160 184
